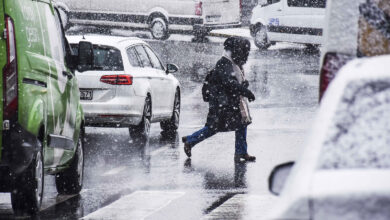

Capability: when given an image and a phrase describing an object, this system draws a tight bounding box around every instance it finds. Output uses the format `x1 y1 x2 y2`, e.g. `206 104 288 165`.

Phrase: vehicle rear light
319 52 353 101
3 16 18 120
100 75 133 85
195 1 203 16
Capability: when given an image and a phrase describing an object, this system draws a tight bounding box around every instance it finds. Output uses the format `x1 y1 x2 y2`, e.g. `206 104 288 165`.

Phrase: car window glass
134 45 152 68
287 0 325 8
144 46 164 70
45 6 65 64
127 47 141 67
318 80 390 169
267 0 280 4
93 46 124 71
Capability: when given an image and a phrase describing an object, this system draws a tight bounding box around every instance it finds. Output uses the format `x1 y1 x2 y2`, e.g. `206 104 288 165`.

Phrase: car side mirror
166 63 179 74
77 41 94 72
268 161 294 196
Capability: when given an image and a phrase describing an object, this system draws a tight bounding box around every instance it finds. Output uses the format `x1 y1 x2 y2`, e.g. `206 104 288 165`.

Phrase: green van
0 0 93 215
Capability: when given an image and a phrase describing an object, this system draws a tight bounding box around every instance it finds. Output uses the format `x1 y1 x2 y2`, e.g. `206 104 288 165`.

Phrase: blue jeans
185 126 248 155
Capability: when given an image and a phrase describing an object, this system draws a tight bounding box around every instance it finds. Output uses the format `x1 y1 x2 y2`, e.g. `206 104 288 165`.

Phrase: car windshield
318 80 390 170
71 44 124 71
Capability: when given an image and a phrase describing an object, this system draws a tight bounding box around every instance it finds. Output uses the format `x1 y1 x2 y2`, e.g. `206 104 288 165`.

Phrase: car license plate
80 90 93 100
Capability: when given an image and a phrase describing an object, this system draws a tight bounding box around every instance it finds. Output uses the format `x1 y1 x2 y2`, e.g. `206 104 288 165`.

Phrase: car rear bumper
81 95 145 127
85 114 142 127
0 122 39 191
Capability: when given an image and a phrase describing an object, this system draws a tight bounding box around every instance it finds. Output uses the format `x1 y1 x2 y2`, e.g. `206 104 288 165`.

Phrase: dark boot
234 153 256 162
182 136 192 157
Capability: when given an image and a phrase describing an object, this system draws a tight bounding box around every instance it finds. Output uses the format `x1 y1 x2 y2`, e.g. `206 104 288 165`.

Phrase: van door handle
277 8 282 11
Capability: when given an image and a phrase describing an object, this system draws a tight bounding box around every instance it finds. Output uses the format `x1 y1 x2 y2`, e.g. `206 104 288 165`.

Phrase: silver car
68 35 181 140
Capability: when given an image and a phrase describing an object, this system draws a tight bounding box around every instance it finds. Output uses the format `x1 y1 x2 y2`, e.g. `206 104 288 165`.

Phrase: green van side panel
3 0 83 170
0 0 5 160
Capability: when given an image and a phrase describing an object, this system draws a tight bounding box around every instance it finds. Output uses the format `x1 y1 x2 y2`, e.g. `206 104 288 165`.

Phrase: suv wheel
254 25 271 50
150 17 169 40
11 146 44 215
55 131 84 194
161 90 180 132
130 96 151 141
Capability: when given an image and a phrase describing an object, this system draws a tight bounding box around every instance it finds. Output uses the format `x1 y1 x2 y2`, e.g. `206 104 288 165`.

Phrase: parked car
67 35 181 141
0 0 93 215
319 0 390 100
55 0 242 40
249 0 326 49
268 55 390 219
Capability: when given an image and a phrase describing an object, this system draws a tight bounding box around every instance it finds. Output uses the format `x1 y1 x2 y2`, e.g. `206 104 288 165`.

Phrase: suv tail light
100 75 133 85
195 2 203 16
319 52 353 101
3 16 18 120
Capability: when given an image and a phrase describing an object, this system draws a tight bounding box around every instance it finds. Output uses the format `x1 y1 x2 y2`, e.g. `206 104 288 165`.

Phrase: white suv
250 0 326 49
68 35 181 140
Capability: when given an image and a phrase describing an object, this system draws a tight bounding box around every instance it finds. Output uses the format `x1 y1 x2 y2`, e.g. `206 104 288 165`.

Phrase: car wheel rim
152 21 165 39
255 27 267 46
173 94 180 127
144 97 151 136
77 137 84 187
35 152 43 203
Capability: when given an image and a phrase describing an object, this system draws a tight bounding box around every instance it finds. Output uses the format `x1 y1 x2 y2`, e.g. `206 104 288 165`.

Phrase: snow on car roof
318 55 390 170
66 35 146 49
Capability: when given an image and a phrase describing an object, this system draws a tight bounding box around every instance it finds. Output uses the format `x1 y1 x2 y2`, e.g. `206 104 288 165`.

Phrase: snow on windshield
319 79 390 169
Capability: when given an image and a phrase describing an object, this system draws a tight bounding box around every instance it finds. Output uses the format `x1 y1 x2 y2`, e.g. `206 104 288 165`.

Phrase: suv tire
55 131 84 194
11 146 44 215
130 96 151 141
161 90 180 132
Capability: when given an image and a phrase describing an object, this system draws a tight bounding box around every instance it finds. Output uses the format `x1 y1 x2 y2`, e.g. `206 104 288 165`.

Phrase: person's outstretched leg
234 126 255 162
182 126 217 157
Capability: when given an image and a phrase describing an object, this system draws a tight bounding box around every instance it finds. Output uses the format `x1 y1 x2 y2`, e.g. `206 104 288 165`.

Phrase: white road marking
101 166 127 176
81 191 185 220
202 194 280 220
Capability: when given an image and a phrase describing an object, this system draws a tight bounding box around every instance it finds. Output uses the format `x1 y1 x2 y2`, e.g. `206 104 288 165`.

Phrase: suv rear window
287 0 326 8
318 80 390 170
71 44 124 71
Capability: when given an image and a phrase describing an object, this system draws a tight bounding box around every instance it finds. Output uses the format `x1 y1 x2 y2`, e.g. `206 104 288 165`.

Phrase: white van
56 0 242 40
249 0 326 49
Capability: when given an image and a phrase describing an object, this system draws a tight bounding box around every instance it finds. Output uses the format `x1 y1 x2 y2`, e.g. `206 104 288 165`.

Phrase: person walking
182 36 256 162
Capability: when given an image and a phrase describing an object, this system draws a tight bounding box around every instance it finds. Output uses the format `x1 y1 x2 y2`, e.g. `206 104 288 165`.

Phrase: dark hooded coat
205 56 253 132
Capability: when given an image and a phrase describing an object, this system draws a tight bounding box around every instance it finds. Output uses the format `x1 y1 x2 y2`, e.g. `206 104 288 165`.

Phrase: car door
44 5 76 168
143 45 174 117
133 45 164 118
279 0 325 44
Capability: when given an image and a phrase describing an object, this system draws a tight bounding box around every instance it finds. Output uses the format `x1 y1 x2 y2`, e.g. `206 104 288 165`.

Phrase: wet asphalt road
0 32 320 220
